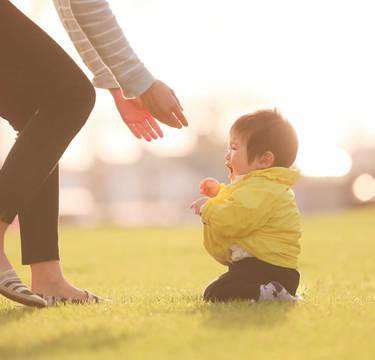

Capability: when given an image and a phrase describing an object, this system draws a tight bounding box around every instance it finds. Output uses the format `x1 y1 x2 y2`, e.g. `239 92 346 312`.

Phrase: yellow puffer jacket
201 167 302 269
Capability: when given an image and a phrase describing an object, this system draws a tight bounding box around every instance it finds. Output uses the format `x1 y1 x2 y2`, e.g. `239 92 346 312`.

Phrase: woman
0 0 187 307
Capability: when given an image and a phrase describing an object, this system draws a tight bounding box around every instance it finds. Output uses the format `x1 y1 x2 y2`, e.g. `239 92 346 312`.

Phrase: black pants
0 1 96 264
203 257 300 302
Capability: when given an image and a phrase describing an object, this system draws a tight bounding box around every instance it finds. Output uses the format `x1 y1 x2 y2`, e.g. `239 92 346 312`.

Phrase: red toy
199 177 221 198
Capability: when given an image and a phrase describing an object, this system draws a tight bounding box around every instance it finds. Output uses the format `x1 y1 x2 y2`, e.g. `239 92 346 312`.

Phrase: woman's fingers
173 105 188 127
141 120 159 140
127 119 164 142
171 89 184 111
127 123 142 139
157 105 187 129
140 100 180 129
146 116 164 137
134 124 153 142
153 108 182 129
158 100 188 128
139 80 188 129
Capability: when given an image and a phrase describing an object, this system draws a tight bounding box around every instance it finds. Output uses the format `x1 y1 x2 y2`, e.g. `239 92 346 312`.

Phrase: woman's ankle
30 260 65 287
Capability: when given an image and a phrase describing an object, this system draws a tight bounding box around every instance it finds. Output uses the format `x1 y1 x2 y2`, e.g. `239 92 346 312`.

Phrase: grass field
1 207 375 360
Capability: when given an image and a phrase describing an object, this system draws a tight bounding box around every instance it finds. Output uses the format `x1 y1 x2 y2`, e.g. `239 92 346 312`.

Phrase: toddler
191 109 301 302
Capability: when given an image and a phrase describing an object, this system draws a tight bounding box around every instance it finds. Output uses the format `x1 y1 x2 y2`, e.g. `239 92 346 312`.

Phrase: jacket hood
243 167 301 186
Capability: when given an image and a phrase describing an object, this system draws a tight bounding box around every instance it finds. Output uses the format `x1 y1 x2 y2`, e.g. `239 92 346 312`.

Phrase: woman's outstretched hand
139 80 188 129
110 88 163 142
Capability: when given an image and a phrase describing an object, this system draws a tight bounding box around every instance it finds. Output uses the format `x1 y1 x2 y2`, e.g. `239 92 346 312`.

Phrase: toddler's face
225 130 260 178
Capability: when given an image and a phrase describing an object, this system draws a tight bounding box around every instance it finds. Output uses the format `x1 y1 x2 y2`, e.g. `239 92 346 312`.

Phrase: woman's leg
18 161 89 299
0 0 95 224
18 166 59 265
0 1 95 299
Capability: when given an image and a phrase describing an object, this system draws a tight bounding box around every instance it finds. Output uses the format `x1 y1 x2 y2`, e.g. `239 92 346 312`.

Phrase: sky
2 0 375 178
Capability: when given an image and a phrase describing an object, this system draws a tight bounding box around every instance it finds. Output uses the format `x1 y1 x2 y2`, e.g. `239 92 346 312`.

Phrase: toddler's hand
190 197 209 216
199 178 220 197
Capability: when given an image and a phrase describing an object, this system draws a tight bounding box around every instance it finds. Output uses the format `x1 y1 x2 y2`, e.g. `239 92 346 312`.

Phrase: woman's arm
53 0 153 97
53 0 187 133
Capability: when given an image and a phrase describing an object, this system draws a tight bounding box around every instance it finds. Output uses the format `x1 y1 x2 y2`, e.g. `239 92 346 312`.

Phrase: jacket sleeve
201 189 273 242
53 0 154 97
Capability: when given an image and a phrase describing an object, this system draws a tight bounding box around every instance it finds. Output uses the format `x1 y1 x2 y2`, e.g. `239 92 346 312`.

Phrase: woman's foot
32 275 103 306
31 277 88 300
30 260 92 301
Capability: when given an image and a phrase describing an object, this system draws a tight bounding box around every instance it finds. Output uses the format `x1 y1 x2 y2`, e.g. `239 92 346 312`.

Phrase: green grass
1 207 375 360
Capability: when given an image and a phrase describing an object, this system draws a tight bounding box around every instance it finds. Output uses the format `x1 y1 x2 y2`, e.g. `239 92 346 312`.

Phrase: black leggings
203 257 300 302
0 1 96 264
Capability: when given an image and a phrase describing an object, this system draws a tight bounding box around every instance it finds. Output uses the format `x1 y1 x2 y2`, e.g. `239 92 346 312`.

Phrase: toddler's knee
203 284 222 302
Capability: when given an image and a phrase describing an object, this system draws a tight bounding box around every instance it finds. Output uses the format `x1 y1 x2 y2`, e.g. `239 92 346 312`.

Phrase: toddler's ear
260 151 275 168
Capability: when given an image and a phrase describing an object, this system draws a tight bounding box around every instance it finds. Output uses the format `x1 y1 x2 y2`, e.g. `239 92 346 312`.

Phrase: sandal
39 290 107 306
0 269 47 308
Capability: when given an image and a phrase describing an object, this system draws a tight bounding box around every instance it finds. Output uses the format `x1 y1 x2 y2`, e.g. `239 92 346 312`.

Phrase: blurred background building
1 0 375 226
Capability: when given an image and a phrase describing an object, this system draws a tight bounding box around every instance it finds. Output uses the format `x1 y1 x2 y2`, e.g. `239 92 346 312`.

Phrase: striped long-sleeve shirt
53 0 154 98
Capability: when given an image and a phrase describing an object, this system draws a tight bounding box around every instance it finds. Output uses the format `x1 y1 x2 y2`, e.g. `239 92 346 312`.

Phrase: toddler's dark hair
231 109 298 167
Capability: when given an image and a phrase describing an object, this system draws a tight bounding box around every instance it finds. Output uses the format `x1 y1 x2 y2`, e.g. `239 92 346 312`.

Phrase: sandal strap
39 290 106 306
38 294 68 306
84 290 101 303
0 269 19 285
